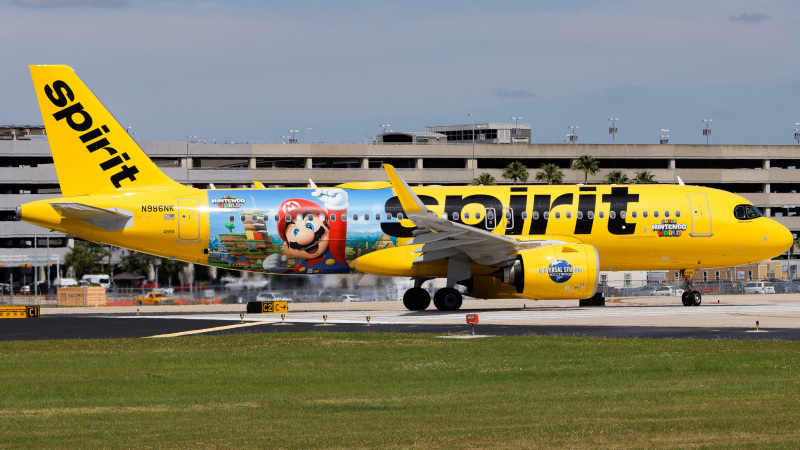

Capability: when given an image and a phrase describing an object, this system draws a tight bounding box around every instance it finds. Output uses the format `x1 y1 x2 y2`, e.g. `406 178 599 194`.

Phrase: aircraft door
688 193 712 237
178 198 200 241
485 208 497 230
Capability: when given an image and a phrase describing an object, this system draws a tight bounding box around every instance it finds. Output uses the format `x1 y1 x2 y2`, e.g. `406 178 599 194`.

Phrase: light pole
288 130 299 143
306 128 312 144
660 129 670 144
468 113 474 145
476 124 488 142
702 119 712 144
608 118 618 143
280 135 290 144
512 116 521 127
794 123 800 144
566 125 579 143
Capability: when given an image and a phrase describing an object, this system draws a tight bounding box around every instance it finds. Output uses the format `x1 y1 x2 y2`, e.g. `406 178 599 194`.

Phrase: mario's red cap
276 198 326 241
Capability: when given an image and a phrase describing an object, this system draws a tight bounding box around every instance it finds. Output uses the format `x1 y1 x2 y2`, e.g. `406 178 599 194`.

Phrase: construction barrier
0 305 40 318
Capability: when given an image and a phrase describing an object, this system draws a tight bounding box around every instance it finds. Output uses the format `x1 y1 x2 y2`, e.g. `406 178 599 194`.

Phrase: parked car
256 292 293 303
134 291 174 305
341 294 359 302
744 281 775 294
652 286 682 296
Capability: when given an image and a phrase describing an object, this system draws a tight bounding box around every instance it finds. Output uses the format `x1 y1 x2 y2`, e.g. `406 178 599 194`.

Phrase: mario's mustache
288 225 327 251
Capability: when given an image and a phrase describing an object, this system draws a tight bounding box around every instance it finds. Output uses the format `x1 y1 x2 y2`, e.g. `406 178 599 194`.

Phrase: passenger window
643 211 648 218
664 210 670 218
487 211 494 220
284 214 291 222
319 214 326 222
654 211 659 218
577 211 583 219
364 213 370 221
375 213 381 221
463 212 470 220
475 212 482 220
341 213 347 221
555 212 560 219
620 210 626 219
566 211 572 219
544 212 550 220
353 214 359 221
610 211 616 219
532 211 539 220
453 212 459 221
588 211 594 219
675 211 680 218
521 211 528 220
274 214 280 222
631 211 637 219
442 212 448 220
386 213 392 220
330 214 336 221
397 213 404 221
599 211 605 219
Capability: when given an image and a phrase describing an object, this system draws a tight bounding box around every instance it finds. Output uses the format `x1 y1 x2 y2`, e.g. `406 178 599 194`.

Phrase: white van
54 278 79 287
80 274 112 289
744 281 775 294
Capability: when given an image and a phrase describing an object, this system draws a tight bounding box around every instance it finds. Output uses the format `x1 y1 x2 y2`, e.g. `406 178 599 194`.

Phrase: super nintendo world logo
212 196 246 208
651 219 687 237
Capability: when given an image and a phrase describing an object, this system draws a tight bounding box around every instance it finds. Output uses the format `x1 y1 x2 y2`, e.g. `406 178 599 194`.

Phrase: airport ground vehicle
134 291 174 305
341 294 359 302
80 274 111 289
744 281 775 294
17 65 794 311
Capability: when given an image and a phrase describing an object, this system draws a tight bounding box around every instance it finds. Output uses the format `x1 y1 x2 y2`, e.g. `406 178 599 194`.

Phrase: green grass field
1 333 799 448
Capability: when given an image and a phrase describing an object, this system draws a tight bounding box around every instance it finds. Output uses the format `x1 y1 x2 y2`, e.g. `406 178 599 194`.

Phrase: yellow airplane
17 65 794 310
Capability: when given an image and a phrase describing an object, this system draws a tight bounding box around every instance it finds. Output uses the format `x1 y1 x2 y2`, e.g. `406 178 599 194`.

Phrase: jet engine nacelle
496 244 599 300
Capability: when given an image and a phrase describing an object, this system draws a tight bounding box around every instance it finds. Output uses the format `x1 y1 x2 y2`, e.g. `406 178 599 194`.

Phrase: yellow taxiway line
146 321 273 338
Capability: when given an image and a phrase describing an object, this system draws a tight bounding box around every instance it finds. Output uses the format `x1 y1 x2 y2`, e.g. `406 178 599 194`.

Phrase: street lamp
608 118 618 143
794 123 800 144
660 129 670 145
566 125 579 143
288 130 299 143
467 113 474 145
512 116 522 127
380 124 391 138
280 135 290 144
702 119 712 144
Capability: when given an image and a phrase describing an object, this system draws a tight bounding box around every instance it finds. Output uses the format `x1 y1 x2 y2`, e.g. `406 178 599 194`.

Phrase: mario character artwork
262 188 350 274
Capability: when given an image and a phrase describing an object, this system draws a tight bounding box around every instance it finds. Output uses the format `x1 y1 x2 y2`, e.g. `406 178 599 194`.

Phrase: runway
2 294 799 341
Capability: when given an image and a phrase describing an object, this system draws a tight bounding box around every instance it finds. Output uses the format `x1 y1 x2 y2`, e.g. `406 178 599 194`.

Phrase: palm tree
571 155 599 184
604 170 629 184
64 243 109 279
535 163 564 185
633 170 656 184
502 161 529 185
472 172 496 186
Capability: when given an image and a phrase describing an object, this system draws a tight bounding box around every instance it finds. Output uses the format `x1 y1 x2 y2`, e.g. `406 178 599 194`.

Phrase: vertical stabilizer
29 65 187 196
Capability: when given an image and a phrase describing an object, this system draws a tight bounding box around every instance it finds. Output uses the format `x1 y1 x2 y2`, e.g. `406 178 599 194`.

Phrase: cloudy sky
1 0 798 145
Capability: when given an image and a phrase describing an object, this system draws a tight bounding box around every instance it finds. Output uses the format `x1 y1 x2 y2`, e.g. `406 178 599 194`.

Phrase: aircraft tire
402 288 431 311
433 288 462 311
691 291 702 306
681 292 691 306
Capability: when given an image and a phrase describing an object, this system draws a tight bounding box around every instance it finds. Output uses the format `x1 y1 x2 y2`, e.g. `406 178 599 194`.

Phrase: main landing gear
402 279 464 311
681 274 701 306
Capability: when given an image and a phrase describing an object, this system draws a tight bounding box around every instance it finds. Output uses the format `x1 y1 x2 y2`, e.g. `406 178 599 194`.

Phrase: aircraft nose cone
776 222 795 254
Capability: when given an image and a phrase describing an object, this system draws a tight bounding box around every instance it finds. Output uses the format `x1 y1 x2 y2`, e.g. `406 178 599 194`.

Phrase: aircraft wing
51 202 134 232
383 165 552 267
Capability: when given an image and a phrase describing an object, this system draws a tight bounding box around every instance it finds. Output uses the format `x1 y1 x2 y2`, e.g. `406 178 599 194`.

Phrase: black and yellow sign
0 305 40 319
246 301 288 314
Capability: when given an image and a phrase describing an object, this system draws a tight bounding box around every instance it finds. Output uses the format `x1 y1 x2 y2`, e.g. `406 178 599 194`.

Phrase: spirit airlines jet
17 65 794 310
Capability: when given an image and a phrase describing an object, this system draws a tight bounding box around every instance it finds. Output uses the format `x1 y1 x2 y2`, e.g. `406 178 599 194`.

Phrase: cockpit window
734 204 764 220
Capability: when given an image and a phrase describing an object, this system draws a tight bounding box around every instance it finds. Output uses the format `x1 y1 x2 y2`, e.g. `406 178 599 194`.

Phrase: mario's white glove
311 188 349 210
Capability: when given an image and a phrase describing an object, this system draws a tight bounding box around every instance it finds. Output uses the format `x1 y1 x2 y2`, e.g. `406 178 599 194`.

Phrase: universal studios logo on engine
539 259 583 283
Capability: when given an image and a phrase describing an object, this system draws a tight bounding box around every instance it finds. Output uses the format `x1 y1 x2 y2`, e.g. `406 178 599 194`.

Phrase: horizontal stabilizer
51 202 133 231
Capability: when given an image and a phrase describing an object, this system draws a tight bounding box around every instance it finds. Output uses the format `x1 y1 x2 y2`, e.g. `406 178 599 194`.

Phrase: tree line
472 155 656 186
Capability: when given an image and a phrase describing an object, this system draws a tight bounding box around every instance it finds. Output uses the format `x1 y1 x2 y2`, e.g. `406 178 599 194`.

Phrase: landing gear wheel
691 290 702 306
681 291 691 306
433 288 463 311
402 287 431 311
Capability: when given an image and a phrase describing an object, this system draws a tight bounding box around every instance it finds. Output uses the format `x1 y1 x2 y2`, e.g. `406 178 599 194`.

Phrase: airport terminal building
2 127 799 283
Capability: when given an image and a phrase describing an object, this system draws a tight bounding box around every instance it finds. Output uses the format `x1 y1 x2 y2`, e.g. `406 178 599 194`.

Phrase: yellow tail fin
30 65 187 196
